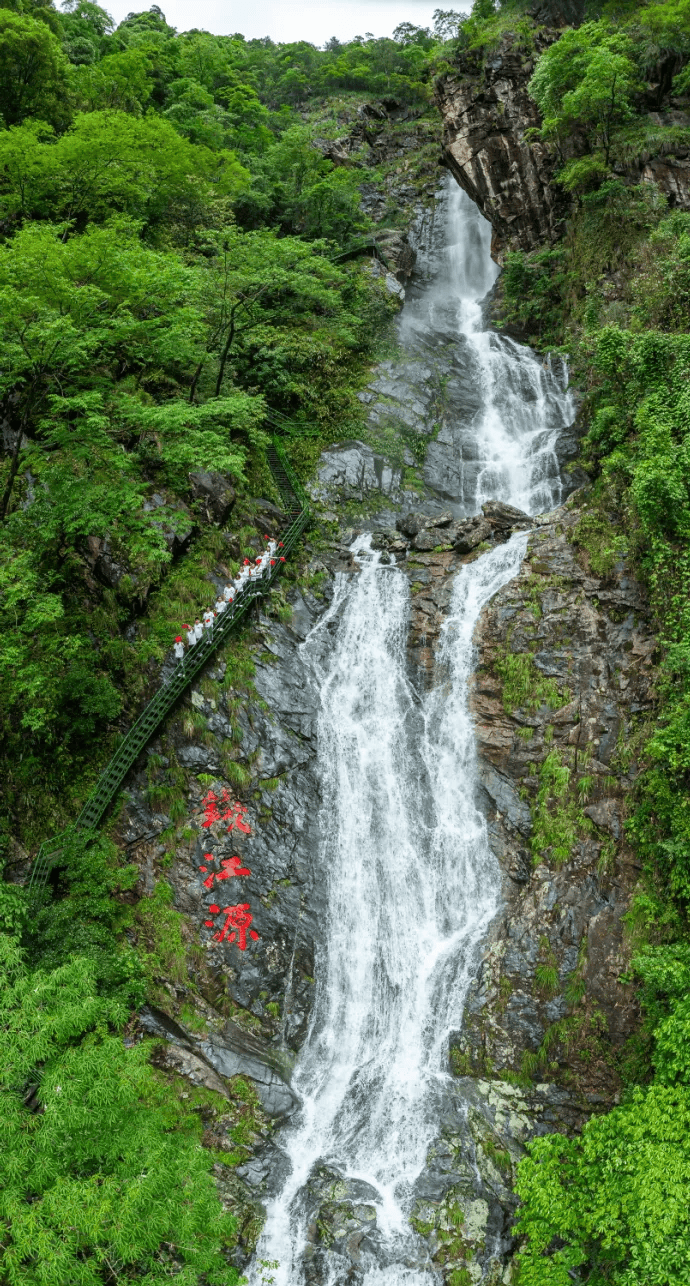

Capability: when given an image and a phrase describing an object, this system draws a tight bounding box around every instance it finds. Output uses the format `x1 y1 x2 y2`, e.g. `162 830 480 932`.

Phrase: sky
104 0 444 46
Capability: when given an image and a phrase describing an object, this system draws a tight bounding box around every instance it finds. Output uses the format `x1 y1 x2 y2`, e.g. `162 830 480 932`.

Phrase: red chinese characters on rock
201 788 251 834
198 790 258 949
200 854 251 888
212 902 259 949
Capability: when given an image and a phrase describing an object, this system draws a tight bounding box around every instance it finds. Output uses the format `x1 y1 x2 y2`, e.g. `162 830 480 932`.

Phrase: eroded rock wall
435 34 566 259
434 33 690 262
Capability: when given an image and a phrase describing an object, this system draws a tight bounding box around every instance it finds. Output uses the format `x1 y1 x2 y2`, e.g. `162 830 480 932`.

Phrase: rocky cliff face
462 497 654 1093
435 33 690 262
434 34 566 259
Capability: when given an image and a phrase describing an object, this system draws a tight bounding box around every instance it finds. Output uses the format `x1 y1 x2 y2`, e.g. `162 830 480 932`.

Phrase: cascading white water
402 183 574 516
251 183 568 1285
253 534 528 1286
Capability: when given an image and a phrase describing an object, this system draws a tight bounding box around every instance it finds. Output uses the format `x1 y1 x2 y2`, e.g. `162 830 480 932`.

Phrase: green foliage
134 878 190 992
494 648 563 713
571 508 628 576
501 6 690 1273
632 943 690 1084
0 7 464 1273
529 21 639 175
515 1085 690 1284
629 210 690 333
22 829 144 1001
0 935 240 1285
451 0 539 56
525 2 690 195
501 247 568 344
0 9 70 128
0 110 241 230
531 750 592 867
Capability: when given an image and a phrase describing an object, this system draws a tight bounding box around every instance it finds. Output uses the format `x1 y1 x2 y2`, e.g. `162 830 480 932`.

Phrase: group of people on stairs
172 536 284 663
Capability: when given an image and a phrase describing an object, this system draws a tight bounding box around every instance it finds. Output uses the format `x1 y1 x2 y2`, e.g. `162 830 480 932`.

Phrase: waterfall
402 182 573 516
250 183 568 1284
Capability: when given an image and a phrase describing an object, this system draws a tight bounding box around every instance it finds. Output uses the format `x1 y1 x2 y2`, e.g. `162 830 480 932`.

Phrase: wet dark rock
370 528 409 553
435 32 572 258
252 497 286 528
397 511 430 537
412 527 450 552
452 515 492 552
373 229 417 281
138 1004 296 1116
435 29 690 262
397 509 453 537
85 535 128 589
302 1167 385 1279
116 591 333 1098
189 470 237 526
409 1075 604 1281
199 1027 298 1118
457 497 655 1091
482 500 531 530
583 797 621 839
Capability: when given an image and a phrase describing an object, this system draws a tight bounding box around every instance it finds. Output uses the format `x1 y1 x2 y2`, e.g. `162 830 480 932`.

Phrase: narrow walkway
28 439 310 895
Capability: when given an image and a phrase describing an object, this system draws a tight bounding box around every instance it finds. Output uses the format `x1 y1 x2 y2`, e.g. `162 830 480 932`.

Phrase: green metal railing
28 437 310 896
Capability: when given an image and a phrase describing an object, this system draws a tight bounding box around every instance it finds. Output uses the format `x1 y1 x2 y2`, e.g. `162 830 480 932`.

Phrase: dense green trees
1 0 436 842
0 935 240 1285
528 21 639 186
515 1085 690 1285
0 9 70 127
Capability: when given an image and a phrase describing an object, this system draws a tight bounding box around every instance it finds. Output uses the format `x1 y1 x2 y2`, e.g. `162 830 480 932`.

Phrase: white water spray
254 534 527 1286
402 183 574 516
251 183 569 1284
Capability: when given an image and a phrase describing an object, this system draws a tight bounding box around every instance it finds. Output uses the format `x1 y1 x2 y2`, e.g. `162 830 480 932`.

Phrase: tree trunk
214 315 236 399
189 362 203 404
0 420 26 523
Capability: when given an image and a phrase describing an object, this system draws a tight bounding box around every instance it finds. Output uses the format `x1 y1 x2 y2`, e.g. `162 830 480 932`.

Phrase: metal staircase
28 437 311 895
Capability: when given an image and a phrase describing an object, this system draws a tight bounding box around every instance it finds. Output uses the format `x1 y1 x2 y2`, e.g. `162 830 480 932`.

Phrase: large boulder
189 470 236 526
452 515 493 552
482 500 531 530
396 509 453 537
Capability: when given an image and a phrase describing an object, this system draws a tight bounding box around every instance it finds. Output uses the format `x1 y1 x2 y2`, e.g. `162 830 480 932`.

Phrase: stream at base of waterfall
249 181 574 1286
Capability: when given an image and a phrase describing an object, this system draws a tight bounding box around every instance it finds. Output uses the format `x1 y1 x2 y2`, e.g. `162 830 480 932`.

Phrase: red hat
280 556 285 562
270 559 275 565
175 635 182 642
182 624 191 629
255 556 261 563
243 558 249 565
264 533 269 539
279 542 284 547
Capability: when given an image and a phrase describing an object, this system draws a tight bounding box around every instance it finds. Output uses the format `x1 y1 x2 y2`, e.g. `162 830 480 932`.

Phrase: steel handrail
28 436 310 895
